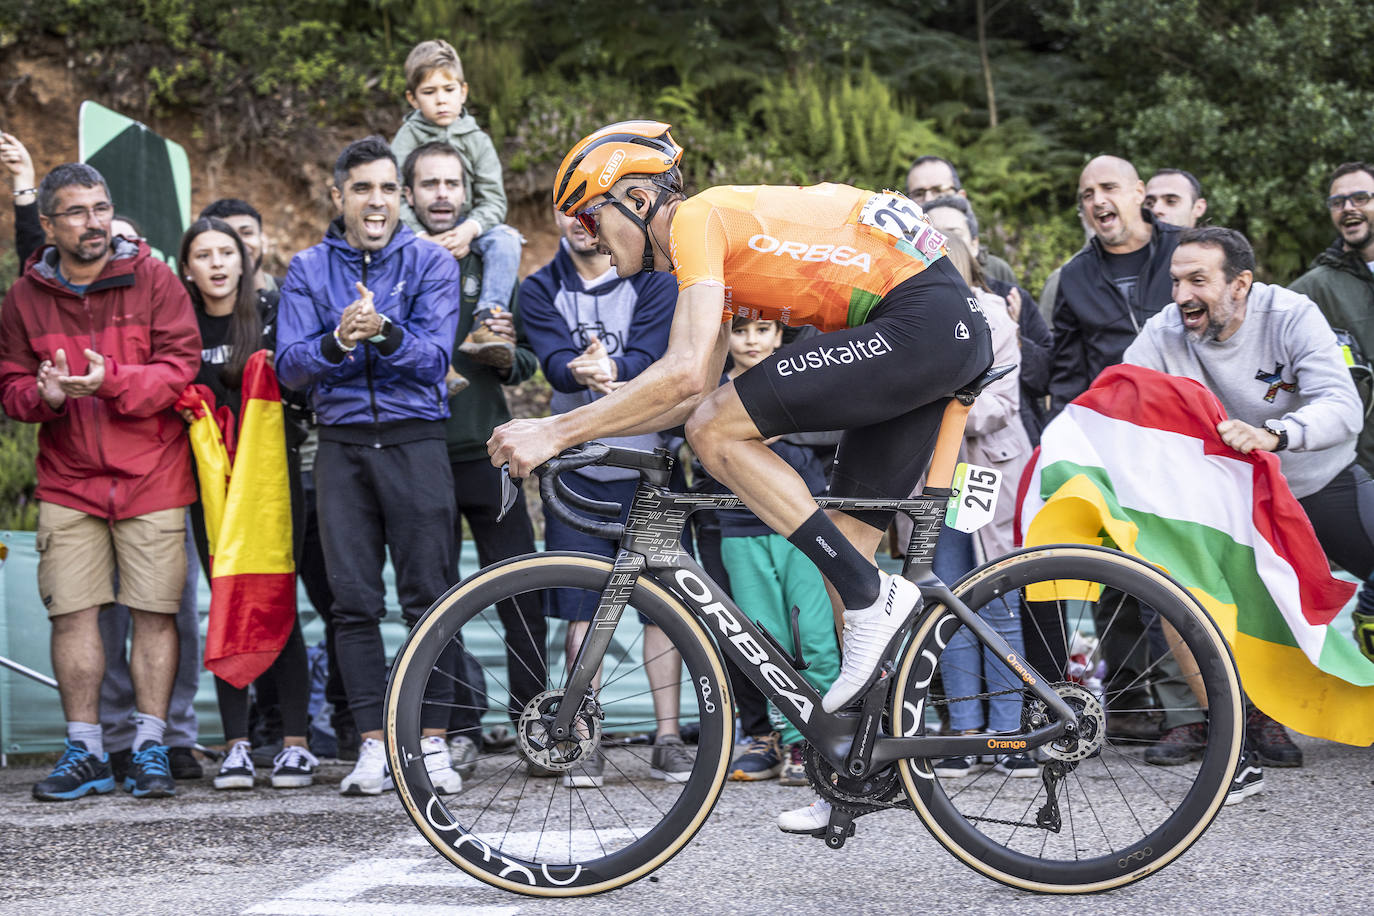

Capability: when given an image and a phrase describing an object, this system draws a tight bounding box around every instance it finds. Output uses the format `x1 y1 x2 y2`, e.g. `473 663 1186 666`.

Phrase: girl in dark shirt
179 218 316 790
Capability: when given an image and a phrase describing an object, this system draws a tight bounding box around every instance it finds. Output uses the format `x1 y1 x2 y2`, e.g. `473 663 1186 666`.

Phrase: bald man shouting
1048 155 1185 413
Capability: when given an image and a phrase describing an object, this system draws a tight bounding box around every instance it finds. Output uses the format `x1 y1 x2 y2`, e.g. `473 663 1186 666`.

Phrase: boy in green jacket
393 39 522 366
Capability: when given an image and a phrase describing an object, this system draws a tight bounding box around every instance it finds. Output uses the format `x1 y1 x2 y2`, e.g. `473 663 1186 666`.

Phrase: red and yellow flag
184 351 297 689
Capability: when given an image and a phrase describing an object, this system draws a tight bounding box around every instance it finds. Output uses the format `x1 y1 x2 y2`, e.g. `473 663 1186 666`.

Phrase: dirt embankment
0 45 561 281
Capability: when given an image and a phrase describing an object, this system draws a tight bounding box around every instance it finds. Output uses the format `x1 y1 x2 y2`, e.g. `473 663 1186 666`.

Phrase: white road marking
244 829 637 915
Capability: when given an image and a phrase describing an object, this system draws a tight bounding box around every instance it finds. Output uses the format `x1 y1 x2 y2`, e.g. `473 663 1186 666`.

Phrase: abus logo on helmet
598 151 625 187
747 234 873 273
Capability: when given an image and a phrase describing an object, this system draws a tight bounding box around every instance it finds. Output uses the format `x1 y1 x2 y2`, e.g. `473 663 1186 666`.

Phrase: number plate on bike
946 462 1001 533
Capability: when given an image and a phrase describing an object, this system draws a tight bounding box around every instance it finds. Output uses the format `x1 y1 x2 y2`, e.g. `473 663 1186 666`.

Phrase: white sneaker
777 797 832 835
822 573 922 713
422 735 463 795
340 738 389 796
213 740 256 790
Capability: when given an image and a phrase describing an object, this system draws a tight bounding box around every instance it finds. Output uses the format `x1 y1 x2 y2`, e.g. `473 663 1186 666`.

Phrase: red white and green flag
1015 364 1373 746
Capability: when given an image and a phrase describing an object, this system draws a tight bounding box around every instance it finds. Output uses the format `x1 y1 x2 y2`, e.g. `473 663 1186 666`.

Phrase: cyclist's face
588 189 651 277
729 320 782 372
1170 243 1250 343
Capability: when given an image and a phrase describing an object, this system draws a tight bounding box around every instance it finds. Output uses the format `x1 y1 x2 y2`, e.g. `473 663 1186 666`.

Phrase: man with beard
1291 162 1374 672
0 162 201 800
1125 227 1370 787
1047 157 1189 744
276 137 464 796
1292 163 1374 476
1050 156 1183 414
400 141 546 777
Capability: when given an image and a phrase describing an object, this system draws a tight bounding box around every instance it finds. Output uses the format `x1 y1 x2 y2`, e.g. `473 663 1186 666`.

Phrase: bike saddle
954 364 1015 405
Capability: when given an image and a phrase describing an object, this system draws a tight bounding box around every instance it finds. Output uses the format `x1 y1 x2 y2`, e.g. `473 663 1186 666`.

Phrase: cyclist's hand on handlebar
488 416 564 478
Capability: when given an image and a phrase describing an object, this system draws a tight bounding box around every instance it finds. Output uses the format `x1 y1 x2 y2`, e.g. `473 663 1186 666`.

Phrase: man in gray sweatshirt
1124 227 1373 793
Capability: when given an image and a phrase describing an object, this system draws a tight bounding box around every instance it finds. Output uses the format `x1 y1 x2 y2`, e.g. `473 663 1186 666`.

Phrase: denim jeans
934 525 1026 733
470 224 522 312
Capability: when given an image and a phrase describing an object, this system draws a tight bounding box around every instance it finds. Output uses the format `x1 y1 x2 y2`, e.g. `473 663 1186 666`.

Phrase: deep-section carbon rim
385 554 734 897
893 546 1243 893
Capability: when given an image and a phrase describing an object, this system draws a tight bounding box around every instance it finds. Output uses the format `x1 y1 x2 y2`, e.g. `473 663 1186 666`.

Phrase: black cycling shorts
732 256 993 529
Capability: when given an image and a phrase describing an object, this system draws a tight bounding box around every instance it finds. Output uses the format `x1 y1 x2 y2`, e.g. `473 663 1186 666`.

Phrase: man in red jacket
0 163 200 801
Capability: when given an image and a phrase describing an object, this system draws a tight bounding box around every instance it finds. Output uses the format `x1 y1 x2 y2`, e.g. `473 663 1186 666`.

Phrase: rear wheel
385 553 734 897
892 545 1243 892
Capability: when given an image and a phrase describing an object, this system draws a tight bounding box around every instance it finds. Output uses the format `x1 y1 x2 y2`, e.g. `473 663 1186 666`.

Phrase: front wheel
892 545 1244 892
385 553 734 897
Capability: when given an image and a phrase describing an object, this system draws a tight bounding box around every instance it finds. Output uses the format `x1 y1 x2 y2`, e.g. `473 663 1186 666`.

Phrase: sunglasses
1327 190 1374 210
575 199 613 236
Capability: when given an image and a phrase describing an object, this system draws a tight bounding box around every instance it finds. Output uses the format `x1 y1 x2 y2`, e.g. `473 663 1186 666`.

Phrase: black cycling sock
787 509 881 609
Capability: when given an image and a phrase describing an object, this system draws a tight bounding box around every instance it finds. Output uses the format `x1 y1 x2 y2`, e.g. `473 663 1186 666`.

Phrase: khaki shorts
36 502 187 617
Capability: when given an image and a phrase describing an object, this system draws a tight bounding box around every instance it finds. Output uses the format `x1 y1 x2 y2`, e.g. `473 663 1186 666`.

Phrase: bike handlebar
531 442 673 541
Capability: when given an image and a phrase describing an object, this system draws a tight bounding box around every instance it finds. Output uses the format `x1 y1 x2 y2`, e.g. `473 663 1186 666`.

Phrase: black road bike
384 369 1245 897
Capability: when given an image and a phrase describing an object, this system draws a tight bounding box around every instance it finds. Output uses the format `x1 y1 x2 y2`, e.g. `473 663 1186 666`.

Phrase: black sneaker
33 740 116 801
214 741 256 790
270 745 319 789
1225 747 1264 806
933 755 982 778
993 752 1040 778
168 746 203 780
1144 720 1207 765
124 741 177 798
1247 708 1302 767
109 747 133 785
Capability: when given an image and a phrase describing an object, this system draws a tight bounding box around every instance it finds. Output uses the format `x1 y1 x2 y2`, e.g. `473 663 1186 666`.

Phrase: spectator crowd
0 36 1370 813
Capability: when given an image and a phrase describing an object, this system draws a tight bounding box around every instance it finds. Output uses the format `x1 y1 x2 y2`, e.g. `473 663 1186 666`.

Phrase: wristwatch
1262 419 1288 451
368 315 392 344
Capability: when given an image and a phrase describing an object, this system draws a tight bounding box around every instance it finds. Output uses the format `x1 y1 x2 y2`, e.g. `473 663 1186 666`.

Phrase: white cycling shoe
777 797 832 835
822 572 923 713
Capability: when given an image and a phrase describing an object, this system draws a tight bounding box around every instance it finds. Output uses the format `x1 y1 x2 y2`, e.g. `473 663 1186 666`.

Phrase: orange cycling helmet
554 121 684 272
554 120 683 216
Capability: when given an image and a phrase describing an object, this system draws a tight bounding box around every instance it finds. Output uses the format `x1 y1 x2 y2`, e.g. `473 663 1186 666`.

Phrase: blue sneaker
124 741 177 798
33 739 116 801
729 733 782 781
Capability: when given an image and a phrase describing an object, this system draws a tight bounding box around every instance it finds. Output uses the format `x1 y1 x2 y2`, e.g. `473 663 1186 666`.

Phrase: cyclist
488 121 992 826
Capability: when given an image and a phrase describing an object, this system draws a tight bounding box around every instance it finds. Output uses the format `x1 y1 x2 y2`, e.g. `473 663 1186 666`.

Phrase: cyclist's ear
631 190 645 210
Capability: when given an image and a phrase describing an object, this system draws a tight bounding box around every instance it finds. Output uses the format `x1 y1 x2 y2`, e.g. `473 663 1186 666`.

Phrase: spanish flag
1016 365 1373 746
180 351 297 689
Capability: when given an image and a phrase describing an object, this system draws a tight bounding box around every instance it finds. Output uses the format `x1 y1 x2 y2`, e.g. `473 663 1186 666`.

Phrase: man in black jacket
1046 155 1190 743
1049 156 1183 414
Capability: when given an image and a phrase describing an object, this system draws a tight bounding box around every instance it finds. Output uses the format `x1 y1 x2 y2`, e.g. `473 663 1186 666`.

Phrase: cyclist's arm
549 283 730 443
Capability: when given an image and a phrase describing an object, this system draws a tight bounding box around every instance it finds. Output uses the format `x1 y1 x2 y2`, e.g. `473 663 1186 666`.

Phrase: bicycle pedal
822 807 858 849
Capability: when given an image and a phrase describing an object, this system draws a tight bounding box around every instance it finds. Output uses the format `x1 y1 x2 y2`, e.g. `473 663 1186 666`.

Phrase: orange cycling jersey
668 183 950 332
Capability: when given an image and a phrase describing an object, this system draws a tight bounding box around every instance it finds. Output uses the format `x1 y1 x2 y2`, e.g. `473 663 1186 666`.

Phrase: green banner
78 101 192 268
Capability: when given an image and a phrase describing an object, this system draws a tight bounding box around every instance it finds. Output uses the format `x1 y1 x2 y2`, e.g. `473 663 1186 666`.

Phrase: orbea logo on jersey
598 151 626 187
747 234 873 273
775 332 894 377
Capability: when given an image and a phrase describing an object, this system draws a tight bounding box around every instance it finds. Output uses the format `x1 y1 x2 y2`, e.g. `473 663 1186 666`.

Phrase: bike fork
548 550 644 742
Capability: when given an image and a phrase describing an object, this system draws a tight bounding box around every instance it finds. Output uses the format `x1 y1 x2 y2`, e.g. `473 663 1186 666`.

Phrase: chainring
803 743 905 815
